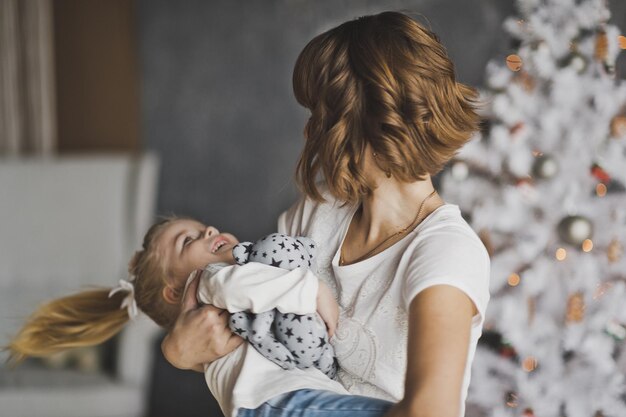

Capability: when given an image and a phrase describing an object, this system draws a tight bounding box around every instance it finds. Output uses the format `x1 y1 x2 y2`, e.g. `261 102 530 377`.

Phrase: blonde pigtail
6 217 181 364
5 288 130 364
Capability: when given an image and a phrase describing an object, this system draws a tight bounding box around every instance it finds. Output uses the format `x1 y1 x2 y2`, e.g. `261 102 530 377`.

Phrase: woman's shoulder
405 203 491 285
401 203 491 318
416 204 487 254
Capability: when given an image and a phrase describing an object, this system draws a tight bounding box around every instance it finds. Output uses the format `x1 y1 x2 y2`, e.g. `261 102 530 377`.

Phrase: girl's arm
162 265 339 371
200 263 339 336
385 285 475 417
198 263 320 315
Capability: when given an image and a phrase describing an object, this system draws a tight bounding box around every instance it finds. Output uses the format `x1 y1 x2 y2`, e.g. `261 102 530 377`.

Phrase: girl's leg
237 389 393 417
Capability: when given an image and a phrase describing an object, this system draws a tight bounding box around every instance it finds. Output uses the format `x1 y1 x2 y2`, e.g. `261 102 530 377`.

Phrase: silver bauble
532 154 559 179
451 161 469 181
557 215 593 246
570 53 587 74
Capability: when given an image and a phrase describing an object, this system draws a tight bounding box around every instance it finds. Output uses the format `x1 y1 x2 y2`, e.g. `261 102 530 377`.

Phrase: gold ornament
610 115 626 138
566 292 585 323
506 54 523 72
607 238 624 263
618 35 626 50
595 29 609 61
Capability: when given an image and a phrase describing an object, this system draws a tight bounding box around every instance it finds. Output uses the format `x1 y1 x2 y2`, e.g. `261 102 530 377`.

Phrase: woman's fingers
162 301 244 370
326 318 336 338
180 270 201 312
223 333 245 355
316 281 340 338
162 271 245 370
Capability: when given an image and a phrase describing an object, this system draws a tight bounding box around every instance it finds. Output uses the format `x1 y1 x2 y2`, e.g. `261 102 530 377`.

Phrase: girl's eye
183 236 194 246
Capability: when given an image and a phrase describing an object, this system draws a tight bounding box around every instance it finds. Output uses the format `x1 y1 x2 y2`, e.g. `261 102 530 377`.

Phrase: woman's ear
162 285 181 305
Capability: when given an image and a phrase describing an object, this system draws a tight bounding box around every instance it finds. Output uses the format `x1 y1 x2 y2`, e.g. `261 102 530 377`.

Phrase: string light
522 356 538 372
556 248 567 261
596 183 607 197
508 273 521 286
582 239 593 252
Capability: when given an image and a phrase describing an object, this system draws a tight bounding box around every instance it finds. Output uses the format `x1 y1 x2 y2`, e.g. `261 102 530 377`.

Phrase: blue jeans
237 389 394 417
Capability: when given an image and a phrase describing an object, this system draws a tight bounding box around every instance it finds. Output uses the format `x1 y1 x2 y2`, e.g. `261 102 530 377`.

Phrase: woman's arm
385 284 475 417
161 274 244 371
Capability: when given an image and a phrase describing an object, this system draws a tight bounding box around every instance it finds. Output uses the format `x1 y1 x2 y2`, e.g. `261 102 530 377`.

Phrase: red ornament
500 345 517 358
510 122 525 136
523 408 536 417
591 164 611 183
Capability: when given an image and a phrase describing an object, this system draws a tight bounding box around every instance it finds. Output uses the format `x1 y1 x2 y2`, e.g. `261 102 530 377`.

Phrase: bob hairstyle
293 11 481 203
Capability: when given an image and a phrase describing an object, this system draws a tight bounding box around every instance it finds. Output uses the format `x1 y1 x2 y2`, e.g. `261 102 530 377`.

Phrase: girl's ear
162 285 180 305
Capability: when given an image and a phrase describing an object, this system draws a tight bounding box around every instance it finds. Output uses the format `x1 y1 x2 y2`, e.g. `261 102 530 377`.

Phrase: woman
162 11 490 417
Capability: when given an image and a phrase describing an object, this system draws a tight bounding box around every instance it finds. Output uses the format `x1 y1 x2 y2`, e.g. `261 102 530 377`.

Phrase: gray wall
136 1 626 416
138 1 626 241
137 0 521 240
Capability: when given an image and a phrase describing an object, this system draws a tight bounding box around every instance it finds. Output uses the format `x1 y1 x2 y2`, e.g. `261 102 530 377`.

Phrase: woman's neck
356 176 443 245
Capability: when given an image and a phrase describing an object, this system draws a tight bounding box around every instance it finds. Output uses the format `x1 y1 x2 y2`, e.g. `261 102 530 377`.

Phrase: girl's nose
204 226 219 238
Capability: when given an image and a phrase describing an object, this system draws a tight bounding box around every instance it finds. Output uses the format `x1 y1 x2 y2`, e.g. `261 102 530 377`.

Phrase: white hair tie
108 277 139 320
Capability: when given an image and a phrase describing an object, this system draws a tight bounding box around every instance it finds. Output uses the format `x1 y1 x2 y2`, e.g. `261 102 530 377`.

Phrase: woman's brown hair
6 218 182 363
293 11 481 203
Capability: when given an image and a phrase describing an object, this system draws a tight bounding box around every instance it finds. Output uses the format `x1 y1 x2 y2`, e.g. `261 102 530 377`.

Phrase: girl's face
156 219 239 289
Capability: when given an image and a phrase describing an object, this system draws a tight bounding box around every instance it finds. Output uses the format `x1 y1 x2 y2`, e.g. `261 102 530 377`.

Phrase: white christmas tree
440 1 626 417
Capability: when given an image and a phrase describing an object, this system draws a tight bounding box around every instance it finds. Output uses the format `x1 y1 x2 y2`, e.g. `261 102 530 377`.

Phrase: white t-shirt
194 262 348 417
277 190 491 417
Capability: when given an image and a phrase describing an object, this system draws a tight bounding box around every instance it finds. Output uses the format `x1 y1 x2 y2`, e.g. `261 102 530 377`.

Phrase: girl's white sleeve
197 263 318 315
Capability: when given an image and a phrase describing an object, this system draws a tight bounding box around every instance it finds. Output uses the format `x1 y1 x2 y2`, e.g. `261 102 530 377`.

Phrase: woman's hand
161 271 244 371
316 281 339 338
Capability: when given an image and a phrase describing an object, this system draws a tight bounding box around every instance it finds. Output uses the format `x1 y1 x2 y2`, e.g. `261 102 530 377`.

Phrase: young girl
7 216 393 417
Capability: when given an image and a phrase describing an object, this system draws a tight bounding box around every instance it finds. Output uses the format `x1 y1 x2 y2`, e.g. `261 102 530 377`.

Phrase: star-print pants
237 389 394 417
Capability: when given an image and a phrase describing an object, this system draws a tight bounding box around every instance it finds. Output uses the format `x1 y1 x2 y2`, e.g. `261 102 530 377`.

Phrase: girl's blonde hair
293 11 481 203
6 218 182 363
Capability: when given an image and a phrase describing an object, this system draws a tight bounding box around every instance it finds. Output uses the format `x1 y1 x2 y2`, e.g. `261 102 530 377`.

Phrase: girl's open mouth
211 236 230 253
